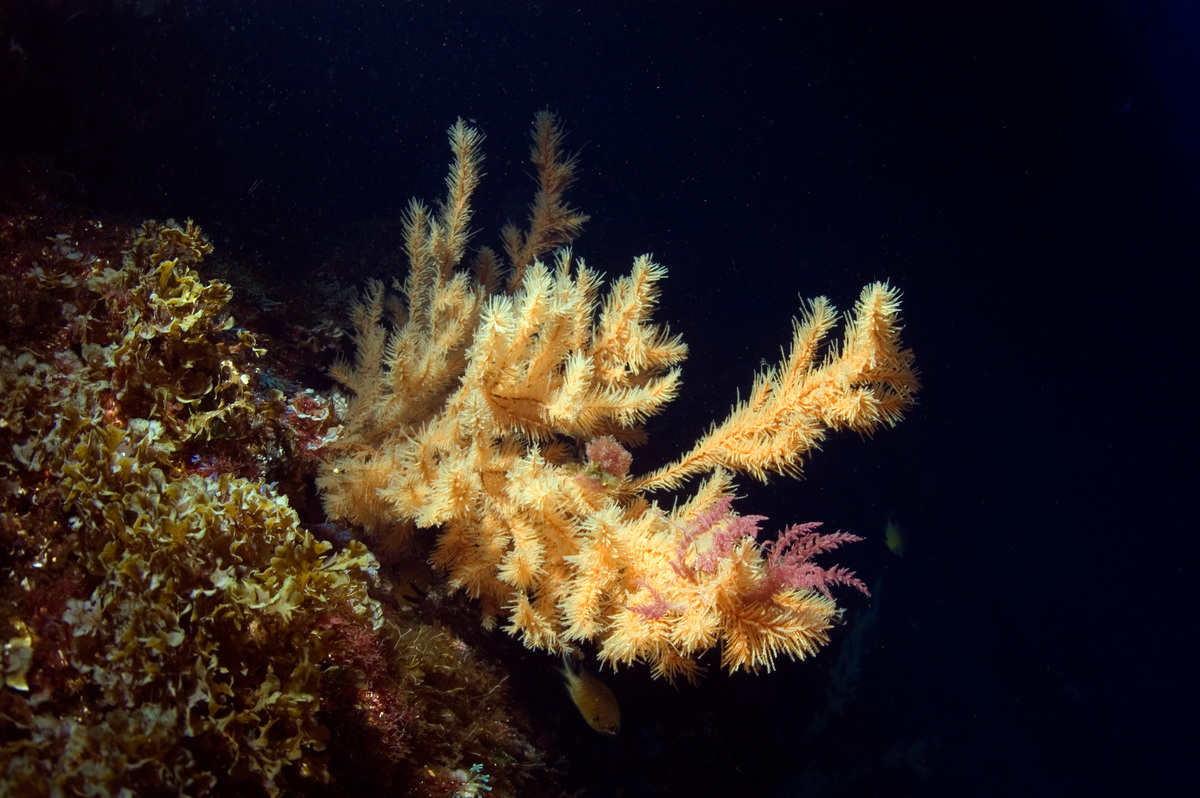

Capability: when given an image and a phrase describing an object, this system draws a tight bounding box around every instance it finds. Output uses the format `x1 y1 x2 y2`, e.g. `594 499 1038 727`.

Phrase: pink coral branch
695 511 766 573
585 435 633 478
760 522 869 599
628 579 682 619
671 496 768 577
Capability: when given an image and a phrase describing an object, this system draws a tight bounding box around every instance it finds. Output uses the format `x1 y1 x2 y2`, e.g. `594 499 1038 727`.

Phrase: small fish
561 653 620 736
884 517 907 558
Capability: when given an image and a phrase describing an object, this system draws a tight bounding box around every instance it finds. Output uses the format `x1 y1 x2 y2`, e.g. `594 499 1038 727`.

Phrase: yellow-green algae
0 221 380 794
1 218 557 796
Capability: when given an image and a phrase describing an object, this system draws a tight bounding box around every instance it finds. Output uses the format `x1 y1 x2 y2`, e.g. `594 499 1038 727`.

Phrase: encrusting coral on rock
317 113 920 682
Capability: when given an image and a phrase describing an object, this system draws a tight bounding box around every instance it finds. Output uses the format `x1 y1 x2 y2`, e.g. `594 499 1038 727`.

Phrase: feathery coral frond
432 118 485 274
504 111 590 286
635 281 917 492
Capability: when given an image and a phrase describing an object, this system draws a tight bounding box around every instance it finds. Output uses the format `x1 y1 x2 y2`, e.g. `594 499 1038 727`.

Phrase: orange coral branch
317 115 919 680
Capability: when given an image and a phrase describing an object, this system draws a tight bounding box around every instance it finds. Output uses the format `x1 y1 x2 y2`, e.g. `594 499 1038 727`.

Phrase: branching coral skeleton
317 113 919 681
